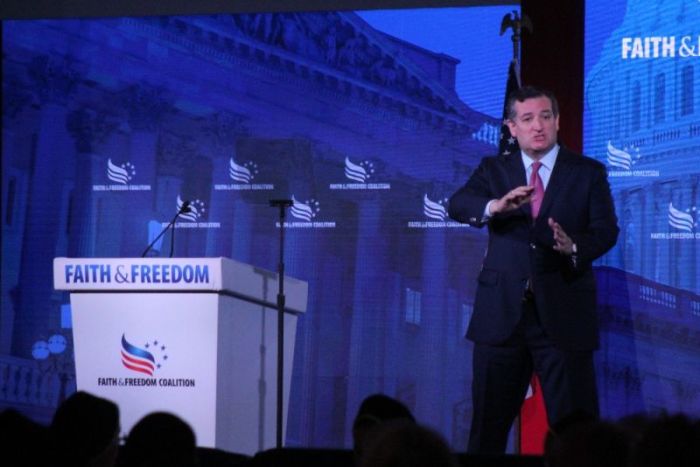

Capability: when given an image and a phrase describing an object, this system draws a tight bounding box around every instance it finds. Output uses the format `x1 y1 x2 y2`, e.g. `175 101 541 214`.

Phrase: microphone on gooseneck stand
169 201 191 257
141 201 191 258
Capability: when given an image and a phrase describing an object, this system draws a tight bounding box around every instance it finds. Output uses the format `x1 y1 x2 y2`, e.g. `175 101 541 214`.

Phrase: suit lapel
504 153 530 218
537 148 576 223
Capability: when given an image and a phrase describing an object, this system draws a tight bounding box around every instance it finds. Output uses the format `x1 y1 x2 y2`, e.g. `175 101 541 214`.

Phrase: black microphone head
180 200 192 213
269 199 293 208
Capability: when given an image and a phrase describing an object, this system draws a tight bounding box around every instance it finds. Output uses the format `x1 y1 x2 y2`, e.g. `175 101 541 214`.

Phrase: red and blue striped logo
121 334 157 376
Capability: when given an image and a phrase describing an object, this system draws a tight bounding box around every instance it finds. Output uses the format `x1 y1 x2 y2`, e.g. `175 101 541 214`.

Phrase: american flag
499 60 521 157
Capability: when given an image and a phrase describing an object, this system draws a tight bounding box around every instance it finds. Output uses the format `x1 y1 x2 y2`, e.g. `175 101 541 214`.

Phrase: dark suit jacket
448 147 618 351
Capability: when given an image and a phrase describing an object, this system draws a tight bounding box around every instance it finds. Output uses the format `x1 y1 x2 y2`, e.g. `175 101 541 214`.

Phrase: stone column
153 132 188 256
676 175 696 291
272 140 321 445
344 195 387 438
670 180 684 288
655 182 673 284
1 78 35 355
13 54 80 356
692 175 699 293
121 84 170 256
644 184 657 282
414 221 448 428
202 112 249 258
65 107 116 257
618 191 632 271
230 199 254 263
629 189 643 275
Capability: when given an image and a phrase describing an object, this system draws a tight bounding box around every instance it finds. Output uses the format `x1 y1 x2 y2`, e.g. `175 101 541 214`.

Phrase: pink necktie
530 161 544 219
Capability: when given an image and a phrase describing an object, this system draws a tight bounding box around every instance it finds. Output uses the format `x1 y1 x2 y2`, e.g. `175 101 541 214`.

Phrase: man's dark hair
506 85 559 120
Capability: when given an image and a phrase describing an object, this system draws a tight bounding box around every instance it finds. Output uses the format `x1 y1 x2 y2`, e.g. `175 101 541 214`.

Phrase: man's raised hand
490 185 535 215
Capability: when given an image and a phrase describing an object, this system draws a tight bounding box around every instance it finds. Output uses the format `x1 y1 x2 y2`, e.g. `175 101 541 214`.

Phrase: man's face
507 96 559 159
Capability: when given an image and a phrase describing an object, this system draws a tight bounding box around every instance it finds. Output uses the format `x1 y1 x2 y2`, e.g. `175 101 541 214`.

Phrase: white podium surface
53 257 307 455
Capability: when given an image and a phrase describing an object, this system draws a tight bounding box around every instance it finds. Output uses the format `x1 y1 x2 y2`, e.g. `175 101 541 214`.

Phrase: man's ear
506 119 518 138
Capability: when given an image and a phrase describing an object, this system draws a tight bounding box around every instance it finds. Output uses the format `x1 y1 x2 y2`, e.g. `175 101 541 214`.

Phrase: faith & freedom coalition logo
276 195 336 229
606 142 659 178
121 333 166 376
329 157 391 190
650 202 699 240
93 159 152 191
214 158 274 191
621 35 700 59
407 195 470 229
95 334 195 388
170 195 220 229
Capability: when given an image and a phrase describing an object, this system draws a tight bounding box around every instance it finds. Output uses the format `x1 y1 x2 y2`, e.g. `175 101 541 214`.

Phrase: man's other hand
549 217 574 255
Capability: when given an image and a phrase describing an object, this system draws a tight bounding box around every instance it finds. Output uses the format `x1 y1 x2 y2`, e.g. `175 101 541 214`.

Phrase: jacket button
469 217 477 223
530 243 536 250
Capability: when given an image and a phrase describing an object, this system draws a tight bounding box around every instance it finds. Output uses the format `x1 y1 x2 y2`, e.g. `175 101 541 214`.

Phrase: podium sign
54 257 307 455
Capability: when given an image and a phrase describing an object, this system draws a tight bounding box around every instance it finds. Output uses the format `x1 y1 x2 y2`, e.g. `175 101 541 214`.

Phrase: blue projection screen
3 0 698 452
1 7 515 449
584 0 700 419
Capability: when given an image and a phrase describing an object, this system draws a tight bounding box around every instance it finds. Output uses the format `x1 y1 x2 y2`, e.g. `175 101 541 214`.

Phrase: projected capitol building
585 0 699 293
2 12 497 447
585 0 700 419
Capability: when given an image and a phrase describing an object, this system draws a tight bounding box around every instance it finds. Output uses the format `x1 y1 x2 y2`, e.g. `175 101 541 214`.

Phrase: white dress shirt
483 144 560 218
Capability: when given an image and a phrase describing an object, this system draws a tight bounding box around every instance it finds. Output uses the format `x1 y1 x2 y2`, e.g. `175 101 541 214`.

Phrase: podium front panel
70 292 220 446
69 290 298 455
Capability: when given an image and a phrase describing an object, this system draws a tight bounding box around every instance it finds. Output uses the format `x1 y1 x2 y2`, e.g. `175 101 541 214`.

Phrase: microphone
141 200 192 258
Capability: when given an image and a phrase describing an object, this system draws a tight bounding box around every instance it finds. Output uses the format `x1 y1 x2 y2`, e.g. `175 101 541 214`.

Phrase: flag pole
498 10 531 454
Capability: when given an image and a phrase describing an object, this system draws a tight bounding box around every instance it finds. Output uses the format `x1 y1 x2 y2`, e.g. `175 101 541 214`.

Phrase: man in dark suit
448 86 618 454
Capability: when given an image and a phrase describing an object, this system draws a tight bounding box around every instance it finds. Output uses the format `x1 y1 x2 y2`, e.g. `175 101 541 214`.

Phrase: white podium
53 257 307 455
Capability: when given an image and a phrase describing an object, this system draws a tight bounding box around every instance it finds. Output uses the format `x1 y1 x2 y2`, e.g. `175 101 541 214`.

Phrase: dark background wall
521 0 584 152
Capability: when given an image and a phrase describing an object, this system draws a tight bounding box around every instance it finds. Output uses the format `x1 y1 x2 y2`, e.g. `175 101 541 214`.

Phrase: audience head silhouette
120 411 197 467
49 391 120 467
0 408 51 467
352 394 415 459
631 413 700 467
545 415 628 467
358 420 458 467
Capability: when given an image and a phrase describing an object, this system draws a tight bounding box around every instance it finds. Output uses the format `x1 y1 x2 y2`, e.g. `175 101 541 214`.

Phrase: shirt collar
521 144 559 171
